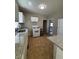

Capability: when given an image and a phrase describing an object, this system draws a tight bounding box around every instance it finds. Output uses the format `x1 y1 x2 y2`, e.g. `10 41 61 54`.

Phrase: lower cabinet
15 31 28 59
21 32 28 59
56 47 63 59
53 45 63 59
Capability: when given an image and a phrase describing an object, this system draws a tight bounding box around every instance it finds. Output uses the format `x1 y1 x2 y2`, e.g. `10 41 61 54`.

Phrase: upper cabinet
31 16 38 26
19 12 24 23
15 2 19 22
31 17 38 22
57 18 63 36
15 2 24 23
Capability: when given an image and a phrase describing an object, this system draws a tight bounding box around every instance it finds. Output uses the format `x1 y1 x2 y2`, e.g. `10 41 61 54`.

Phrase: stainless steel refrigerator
48 20 54 36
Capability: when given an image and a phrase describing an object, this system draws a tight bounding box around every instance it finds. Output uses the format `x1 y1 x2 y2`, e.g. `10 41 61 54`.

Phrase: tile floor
27 36 54 59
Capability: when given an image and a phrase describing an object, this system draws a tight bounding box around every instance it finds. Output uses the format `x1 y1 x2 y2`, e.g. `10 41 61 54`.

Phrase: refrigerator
48 20 54 36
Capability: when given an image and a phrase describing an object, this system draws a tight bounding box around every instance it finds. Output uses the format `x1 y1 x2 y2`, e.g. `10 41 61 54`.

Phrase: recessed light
38 4 47 10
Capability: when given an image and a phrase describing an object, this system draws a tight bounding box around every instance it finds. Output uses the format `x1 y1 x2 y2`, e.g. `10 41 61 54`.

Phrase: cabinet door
56 47 63 59
57 18 63 36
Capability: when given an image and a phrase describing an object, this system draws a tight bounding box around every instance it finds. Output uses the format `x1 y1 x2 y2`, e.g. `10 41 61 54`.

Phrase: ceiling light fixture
28 1 32 6
38 4 47 10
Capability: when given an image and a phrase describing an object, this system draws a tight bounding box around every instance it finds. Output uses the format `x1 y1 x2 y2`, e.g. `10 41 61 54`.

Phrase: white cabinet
56 47 63 59
31 17 38 22
15 30 28 59
19 12 24 23
57 18 63 36
53 45 63 59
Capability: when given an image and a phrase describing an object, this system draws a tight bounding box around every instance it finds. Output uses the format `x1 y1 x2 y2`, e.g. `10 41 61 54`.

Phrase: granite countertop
48 35 63 50
15 29 28 59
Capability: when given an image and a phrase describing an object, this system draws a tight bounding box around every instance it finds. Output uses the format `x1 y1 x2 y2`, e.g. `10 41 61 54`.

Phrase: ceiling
17 0 63 16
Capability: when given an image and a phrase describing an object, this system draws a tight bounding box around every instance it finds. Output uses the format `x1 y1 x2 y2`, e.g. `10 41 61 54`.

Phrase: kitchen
15 0 63 59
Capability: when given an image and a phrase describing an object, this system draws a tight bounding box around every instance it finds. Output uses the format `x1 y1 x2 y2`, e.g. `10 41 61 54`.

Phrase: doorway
43 20 47 35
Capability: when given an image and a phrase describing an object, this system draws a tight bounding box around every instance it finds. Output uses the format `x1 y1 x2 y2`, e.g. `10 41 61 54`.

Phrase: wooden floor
27 36 54 59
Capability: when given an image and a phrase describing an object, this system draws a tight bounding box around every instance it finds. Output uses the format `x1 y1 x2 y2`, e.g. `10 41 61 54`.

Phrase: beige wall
24 13 46 36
